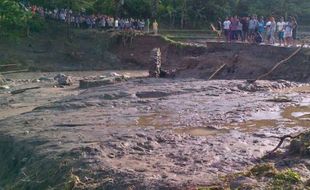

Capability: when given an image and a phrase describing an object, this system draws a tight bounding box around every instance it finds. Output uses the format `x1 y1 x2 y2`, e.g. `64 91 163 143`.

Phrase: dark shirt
240 18 249 31
217 21 222 30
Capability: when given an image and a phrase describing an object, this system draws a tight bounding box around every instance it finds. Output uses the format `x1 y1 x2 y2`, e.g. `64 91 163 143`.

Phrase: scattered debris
267 96 293 103
11 86 41 95
238 80 300 92
54 73 73 86
267 131 307 155
79 73 128 89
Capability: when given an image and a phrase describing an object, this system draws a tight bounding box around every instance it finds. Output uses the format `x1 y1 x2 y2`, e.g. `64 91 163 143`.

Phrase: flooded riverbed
0 72 309 189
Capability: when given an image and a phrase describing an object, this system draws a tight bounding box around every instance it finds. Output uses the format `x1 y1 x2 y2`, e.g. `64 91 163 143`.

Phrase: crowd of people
216 15 298 46
27 4 300 47
28 5 150 31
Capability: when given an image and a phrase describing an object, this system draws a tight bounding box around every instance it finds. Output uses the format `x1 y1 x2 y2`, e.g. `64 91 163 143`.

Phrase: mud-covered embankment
116 36 310 82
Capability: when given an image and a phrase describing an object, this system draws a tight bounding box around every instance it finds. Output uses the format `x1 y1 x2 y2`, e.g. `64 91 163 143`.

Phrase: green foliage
0 0 32 37
2 0 310 37
274 169 301 183
29 0 96 11
272 169 302 189
27 14 45 32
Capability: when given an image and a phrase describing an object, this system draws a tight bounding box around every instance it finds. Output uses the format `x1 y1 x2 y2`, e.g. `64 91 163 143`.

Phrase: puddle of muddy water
230 105 310 132
171 105 309 137
136 105 309 137
175 127 229 136
136 113 173 128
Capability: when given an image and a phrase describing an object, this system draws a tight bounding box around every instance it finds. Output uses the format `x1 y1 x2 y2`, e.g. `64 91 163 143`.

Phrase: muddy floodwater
0 71 309 189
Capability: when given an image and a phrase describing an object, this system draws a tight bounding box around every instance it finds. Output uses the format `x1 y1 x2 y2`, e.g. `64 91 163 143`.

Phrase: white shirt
277 21 285 32
223 20 231 30
115 20 119 27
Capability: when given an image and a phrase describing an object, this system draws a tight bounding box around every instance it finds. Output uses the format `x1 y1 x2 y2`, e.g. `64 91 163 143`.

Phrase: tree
0 0 32 37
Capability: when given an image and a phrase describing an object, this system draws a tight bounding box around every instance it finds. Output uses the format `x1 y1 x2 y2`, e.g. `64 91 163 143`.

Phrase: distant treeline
1 0 310 37
25 0 310 26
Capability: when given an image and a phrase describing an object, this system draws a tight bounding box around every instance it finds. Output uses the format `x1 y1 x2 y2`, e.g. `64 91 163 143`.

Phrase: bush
27 15 45 33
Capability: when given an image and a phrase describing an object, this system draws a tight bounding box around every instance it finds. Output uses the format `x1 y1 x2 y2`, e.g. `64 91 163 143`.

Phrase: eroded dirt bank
0 71 309 189
2 29 310 83
116 36 310 82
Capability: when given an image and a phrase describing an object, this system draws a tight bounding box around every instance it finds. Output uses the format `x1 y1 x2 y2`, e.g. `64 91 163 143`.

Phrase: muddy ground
0 69 309 189
1 33 310 189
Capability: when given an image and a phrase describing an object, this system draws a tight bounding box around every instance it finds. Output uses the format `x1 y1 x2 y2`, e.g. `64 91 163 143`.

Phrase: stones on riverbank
79 73 129 89
54 73 73 86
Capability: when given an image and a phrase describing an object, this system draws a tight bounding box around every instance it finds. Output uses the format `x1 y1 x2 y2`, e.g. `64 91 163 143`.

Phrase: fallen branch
250 45 304 83
208 63 226 80
11 86 41 95
268 132 305 154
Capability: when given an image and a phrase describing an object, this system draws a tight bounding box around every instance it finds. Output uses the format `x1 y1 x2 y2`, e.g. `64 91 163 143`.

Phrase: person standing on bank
223 17 231 42
292 17 298 46
153 20 158 35
277 17 286 46
216 17 223 42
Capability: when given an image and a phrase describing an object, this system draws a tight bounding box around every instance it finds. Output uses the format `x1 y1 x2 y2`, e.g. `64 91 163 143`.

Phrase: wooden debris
208 63 226 80
11 86 41 95
249 44 304 83
268 132 306 155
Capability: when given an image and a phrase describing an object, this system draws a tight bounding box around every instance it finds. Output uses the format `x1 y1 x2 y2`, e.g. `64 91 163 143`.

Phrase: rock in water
149 48 161 78
54 74 73 86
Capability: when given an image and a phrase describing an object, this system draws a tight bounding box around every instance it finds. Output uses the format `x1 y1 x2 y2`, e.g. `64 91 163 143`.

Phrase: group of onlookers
29 5 149 31
217 15 298 46
28 5 299 46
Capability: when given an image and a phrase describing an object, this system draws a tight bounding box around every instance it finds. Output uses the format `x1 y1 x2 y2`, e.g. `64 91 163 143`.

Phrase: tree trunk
151 0 159 19
180 0 187 29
